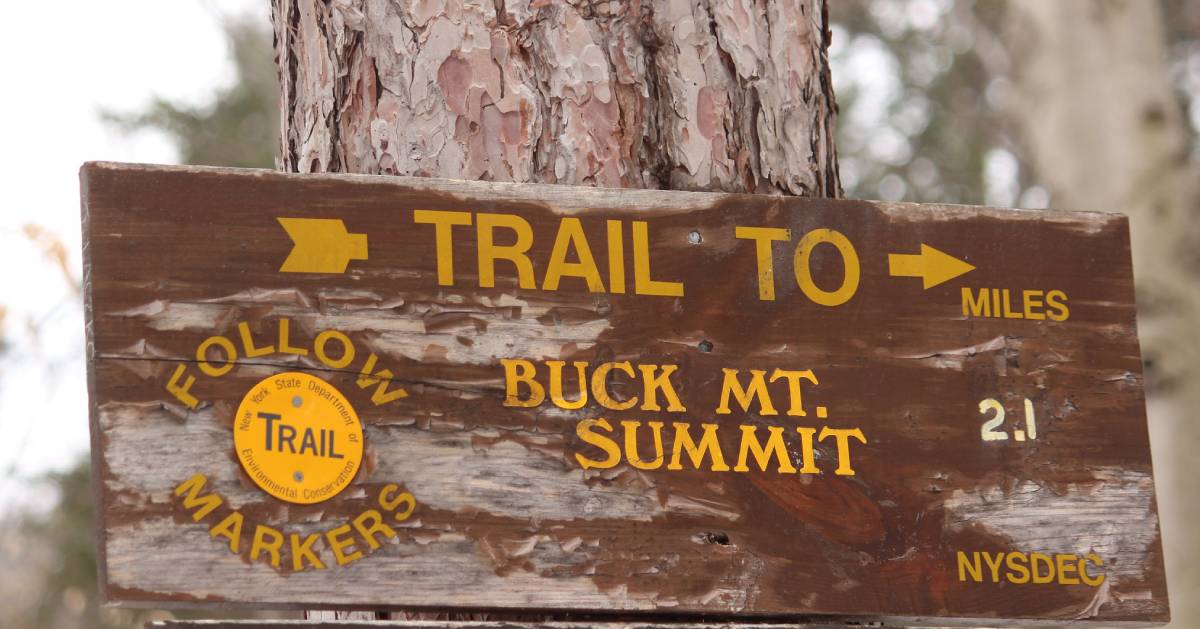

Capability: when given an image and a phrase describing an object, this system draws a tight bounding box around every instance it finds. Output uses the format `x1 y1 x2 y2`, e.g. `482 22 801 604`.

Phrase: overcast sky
0 0 266 510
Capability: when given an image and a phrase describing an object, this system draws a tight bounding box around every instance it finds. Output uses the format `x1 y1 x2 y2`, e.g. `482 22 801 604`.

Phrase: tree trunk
270 0 840 619
272 0 839 195
1005 2 1200 626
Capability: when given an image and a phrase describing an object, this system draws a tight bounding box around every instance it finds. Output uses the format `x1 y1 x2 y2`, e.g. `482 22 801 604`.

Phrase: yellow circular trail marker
233 371 363 504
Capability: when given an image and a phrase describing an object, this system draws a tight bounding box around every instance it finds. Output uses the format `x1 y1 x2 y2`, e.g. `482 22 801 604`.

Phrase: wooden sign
147 622 900 629
82 162 1168 626
147 622 889 629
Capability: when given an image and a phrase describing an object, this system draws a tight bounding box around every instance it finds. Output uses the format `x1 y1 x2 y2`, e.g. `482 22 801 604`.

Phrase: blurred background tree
101 15 278 169
2 0 1198 627
0 12 280 629
831 0 1021 206
0 462 133 629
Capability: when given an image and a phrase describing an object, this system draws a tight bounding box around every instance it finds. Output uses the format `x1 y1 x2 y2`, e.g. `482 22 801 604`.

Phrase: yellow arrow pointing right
888 243 975 289
278 218 368 274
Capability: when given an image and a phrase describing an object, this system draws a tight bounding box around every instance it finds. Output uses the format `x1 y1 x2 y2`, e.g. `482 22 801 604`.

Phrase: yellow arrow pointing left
278 218 368 274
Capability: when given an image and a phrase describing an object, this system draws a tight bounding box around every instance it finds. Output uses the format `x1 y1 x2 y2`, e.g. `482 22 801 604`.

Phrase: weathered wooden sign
82 162 1168 626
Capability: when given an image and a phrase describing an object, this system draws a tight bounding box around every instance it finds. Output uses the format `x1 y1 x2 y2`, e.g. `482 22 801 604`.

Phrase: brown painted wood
147 623 901 629
83 162 1167 626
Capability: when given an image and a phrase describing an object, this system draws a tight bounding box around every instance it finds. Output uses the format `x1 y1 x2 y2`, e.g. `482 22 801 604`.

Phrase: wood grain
148 622 910 629
148 622 908 629
83 162 1167 626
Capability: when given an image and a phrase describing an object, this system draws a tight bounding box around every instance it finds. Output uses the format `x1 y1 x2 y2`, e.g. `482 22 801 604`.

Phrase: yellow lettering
196 335 237 377
477 213 535 289
1031 552 1055 584
575 418 621 470
237 321 274 358
716 368 777 416
606 220 626 294
314 329 355 369
1046 289 1070 321
735 226 790 301
770 368 818 416
734 425 797 473
981 551 1004 582
668 423 730 471
819 427 867 476
325 523 363 566
250 525 283 568
591 362 638 411
501 358 545 407
174 474 222 521
1056 553 1080 585
413 209 472 286
378 484 417 522
209 511 244 554
166 364 199 409
543 217 604 292
356 353 409 405
1002 289 1023 319
957 551 983 582
278 318 308 355
961 287 990 317
794 228 859 307
794 427 819 473
290 533 326 571
632 221 683 297
1080 553 1105 586
622 421 665 470
638 364 686 412
1006 552 1031 584
547 360 588 410
1023 289 1046 320
352 509 397 551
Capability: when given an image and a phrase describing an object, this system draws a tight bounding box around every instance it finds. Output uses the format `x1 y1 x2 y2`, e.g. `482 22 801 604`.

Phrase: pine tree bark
272 0 839 195
1005 2 1200 626
270 0 841 619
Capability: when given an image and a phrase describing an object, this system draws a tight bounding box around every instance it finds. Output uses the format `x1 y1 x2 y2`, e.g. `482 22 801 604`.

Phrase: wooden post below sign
81 162 1168 627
